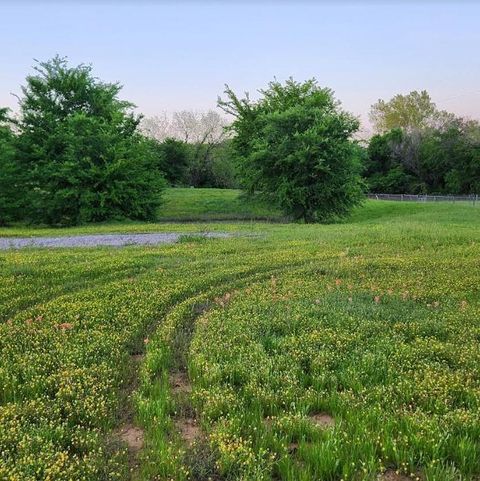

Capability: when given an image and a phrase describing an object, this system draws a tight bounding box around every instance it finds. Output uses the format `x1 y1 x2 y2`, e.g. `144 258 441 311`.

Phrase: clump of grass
177 234 209 244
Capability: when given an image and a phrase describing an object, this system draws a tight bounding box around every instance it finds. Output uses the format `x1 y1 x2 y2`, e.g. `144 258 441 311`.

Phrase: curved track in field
130 260 321 481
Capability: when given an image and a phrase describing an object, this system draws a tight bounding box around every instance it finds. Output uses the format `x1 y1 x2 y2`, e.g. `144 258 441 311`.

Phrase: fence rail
368 193 479 205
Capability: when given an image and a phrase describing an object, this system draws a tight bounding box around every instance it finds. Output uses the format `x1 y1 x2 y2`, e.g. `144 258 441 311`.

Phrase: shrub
219 78 364 222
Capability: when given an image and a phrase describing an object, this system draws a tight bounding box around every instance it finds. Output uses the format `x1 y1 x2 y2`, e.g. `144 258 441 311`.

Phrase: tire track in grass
1 247 286 477
109 270 252 476
132 261 324 481
0 239 326 476
0 250 165 322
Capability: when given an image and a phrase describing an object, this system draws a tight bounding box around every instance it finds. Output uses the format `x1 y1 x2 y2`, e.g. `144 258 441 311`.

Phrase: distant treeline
1 57 479 226
365 90 480 195
140 112 238 189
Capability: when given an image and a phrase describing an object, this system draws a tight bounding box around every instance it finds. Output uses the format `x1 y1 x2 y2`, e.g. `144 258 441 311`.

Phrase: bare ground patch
175 417 202 446
131 353 144 364
378 469 414 481
118 424 145 453
287 441 299 454
109 351 147 475
170 369 202 446
309 412 335 429
170 370 192 395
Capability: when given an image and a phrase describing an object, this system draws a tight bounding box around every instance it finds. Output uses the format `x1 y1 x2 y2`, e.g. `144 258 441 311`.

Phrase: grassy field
0 187 475 237
157 188 284 222
0 188 281 238
0 196 479 481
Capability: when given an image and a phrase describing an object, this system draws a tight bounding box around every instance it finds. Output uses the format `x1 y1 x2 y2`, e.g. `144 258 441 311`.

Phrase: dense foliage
185 140 238 188
2 57 165 226
147 137 238 188
366 119 480 194
148 137 191 185
141 111 238 189
0 109 22 225
365 90 480 195
219 79 365 222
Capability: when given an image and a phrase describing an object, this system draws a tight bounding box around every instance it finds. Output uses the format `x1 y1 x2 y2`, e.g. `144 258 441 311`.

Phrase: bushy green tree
16 56 165 225
0 108 23 225
183 142 233 188
219 78 364 222
143 135 238 188
209 140 239 189
419 119 480 194
365 129 422 193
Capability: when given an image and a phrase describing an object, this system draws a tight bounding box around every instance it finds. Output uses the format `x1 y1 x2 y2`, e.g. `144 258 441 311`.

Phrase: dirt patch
263 417 273 429
309 412 335 429
214 292 233 308
176 417 201 446
57 322 74 331
118 424 144 453
170 370 192 395
378 469 413 481
288 442 299 454
131 353 144 364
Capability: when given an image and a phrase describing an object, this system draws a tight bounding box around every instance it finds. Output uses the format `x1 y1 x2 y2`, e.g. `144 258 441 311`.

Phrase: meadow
0 193 479 481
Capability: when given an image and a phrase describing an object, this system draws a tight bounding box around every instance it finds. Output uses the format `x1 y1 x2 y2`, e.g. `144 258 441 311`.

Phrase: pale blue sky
1 1 479 132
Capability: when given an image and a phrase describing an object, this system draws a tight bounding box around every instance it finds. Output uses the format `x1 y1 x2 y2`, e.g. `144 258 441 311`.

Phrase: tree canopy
365 115 480 194
219 78 364 222
15 56 165 225
0 108 23 225
369 90 443 133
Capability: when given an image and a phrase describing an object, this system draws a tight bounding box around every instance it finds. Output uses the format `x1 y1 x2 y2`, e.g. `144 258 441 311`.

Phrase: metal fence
368 193 479 205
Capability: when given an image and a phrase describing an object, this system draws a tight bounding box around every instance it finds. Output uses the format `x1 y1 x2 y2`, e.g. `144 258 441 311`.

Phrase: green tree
365 129 422 193
418 118 480 194
219 78 364 222
365 118 480 195
16 56 165 225
148 137 190 185
209 140 239 189
0 108 23 225
370 90 441 133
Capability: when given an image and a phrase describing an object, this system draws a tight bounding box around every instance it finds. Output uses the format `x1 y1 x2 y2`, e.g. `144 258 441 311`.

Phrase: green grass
0 188 282 237
0 199 479 481
157 188 283 222
1 187 478 238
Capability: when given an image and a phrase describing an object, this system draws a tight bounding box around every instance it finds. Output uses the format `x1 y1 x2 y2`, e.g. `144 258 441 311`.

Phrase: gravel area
0 232 231 250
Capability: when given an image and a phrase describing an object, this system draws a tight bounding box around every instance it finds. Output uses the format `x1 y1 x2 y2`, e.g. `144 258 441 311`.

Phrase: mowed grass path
0 198 479 480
